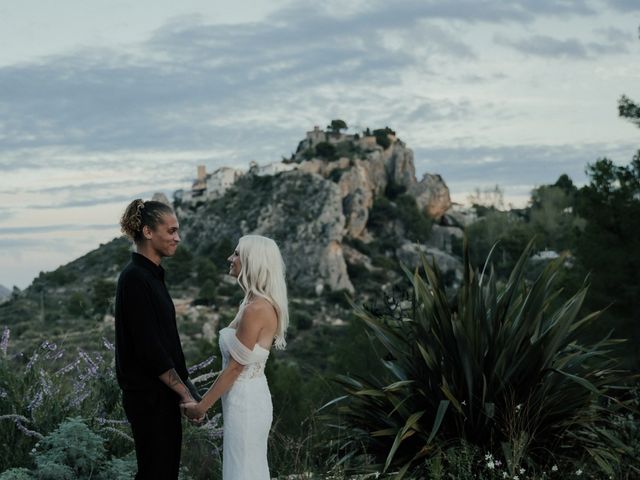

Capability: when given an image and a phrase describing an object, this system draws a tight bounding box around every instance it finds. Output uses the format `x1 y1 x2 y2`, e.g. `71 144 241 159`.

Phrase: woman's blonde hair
236 235 288 349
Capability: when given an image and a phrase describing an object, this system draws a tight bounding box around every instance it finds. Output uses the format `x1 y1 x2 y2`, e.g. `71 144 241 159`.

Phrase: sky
0 0 639 289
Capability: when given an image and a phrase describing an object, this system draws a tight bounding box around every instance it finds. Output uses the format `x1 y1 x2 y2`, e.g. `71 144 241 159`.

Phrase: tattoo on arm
167 369 182 387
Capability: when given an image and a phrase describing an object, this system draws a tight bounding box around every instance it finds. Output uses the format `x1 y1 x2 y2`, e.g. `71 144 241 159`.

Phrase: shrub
328 239 635 477
91 279 116 315
315 142 337 160
34 417 105 478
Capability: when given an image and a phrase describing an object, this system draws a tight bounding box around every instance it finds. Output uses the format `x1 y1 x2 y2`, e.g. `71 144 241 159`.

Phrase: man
115 199 201 479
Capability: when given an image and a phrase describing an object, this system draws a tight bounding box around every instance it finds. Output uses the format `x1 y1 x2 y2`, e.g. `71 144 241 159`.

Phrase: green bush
34 417 105 478
91 279 116 315
328 239 636 477
314 142 337 160
66 292 89 318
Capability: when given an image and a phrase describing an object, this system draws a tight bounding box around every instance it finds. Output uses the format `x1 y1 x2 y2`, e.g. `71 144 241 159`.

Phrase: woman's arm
183 302 268 419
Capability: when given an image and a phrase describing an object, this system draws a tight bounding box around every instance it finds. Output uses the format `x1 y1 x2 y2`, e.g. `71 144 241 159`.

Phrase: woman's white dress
219 326 272 480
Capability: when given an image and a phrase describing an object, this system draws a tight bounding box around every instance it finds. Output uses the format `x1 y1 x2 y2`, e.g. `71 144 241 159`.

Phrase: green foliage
0 469 33 480
367 194 432 244
66 292 89 318
323 289 352 309
37 269 76 287
373 127 395 150
396 195 432 242
203 236 235 270
291 309 313 331
164 245 194 284
197 279 217 305
618 94 640 126
529 183 583 251
91 279 116 315
466 210 534 276
384 180 407 200
315 142 337 160
195 257 218 284
327 119 348 133
574 156 640 366
328 240 635 477
34 417 106 478
302 148 315 160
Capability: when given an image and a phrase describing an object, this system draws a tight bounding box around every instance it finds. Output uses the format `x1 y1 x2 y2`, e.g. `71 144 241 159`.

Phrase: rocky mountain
0 124 465 355
178 127 459 294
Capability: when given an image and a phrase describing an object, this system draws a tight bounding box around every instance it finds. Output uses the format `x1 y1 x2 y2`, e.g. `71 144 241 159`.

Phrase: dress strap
227 332 261 365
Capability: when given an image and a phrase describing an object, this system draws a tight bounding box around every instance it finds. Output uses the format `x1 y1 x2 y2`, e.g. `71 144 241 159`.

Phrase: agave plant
326 239 634 478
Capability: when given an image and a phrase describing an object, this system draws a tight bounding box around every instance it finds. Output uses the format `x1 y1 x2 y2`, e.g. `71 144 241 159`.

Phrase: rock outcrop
177 125 457 293
178 170 354 293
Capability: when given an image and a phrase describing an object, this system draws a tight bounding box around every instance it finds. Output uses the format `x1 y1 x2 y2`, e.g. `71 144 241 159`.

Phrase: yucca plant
326 239 635 478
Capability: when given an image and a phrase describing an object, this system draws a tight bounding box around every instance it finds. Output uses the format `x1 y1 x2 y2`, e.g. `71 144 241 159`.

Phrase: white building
206 166 244 199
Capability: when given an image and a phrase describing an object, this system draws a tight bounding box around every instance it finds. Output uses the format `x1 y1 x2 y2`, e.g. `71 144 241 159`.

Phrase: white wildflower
520 468 525 474
576 469 582 476
487 460 495 470
552 465 558 472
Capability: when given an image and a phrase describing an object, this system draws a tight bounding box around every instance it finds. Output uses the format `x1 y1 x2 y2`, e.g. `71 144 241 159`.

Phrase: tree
571 86 640 365
618 95 640 127
327 119 347 134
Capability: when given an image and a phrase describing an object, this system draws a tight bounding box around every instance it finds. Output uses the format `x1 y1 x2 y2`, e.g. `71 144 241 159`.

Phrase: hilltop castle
176 124 399 203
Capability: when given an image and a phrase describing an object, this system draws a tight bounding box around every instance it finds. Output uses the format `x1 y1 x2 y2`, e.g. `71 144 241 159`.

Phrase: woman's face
227 246 241 277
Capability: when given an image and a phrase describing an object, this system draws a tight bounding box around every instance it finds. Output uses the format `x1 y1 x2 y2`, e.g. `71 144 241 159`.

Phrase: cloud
603 0 640 12
494 33 630 59
413 142 638 195
0 224 117 235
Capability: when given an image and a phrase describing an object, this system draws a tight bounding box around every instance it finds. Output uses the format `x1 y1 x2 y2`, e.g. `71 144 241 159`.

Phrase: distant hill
0 285 10 303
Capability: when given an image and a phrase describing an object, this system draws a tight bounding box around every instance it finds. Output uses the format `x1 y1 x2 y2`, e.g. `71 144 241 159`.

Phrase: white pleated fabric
224 328 269 366
218 327 272 480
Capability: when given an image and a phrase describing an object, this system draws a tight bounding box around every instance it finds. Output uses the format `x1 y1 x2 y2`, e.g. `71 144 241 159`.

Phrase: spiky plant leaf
326 238 634 477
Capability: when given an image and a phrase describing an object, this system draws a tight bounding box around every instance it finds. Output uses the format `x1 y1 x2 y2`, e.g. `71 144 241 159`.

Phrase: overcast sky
0 0 639 289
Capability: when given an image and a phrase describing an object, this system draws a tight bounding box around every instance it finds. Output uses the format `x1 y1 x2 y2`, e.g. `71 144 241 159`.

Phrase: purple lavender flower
25 352 39 371
78 351 98 377
188 355 217 375
55 360 79 376
40 340 57 351
102 337 115 351
27 390 43 412
1 327 10 356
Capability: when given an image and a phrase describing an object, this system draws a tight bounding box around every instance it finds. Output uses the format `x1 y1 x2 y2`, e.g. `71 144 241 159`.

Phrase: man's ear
142 224 153 240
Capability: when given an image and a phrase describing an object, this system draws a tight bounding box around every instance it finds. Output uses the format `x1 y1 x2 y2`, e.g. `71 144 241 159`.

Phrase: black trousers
123 388 182 480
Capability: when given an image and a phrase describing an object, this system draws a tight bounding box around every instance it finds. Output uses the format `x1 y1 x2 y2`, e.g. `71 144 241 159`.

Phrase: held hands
180 400 206 424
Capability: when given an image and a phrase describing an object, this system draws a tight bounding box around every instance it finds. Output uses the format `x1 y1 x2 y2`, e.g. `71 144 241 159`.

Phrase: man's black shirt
115 252 188 392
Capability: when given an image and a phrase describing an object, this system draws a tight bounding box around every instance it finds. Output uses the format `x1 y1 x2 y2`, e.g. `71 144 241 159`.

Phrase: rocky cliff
177 127 457 294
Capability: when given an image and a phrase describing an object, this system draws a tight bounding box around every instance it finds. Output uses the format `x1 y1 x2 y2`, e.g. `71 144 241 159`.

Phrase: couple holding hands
115 199 288 479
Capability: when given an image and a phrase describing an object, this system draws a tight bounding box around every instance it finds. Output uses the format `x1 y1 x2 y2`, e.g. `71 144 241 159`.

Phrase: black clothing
123 389 182 480
115 252 188 391
115 252 189 479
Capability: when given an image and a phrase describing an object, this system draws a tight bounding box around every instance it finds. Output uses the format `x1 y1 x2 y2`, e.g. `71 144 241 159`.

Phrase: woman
183 235 288 480
115 199 199 479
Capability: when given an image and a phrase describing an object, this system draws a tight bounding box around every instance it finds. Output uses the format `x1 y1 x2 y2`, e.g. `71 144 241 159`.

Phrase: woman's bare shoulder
242 298 277 326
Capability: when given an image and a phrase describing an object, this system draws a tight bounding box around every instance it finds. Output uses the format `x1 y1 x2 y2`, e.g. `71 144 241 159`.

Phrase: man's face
149 214 181 258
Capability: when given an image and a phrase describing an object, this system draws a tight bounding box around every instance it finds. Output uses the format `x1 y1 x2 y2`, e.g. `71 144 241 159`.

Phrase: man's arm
185 377 202 402
159 368 195 404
